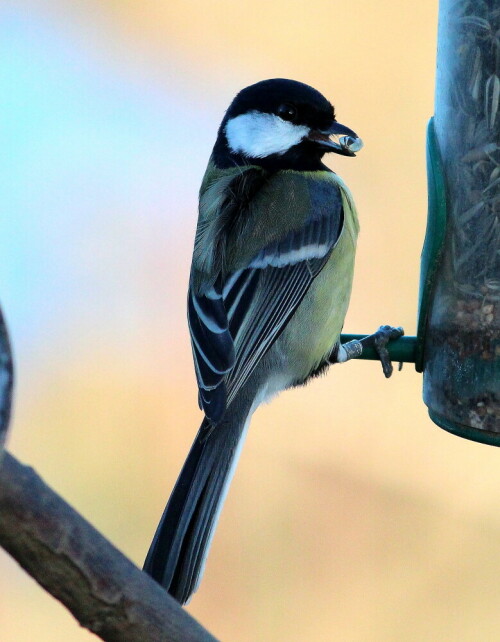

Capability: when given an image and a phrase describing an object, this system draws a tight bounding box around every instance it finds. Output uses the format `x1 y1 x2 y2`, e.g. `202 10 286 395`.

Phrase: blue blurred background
2 2 500 640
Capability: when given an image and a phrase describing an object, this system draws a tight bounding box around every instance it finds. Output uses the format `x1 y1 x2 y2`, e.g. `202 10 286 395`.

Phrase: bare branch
0 451 218 642
0 307 13 454
0 298 216 639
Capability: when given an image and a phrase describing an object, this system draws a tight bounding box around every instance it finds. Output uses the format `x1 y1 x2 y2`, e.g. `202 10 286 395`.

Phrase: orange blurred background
2 1 500 640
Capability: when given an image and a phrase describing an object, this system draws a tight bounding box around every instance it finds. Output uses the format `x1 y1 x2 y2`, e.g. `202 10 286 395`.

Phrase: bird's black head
212 78 362 171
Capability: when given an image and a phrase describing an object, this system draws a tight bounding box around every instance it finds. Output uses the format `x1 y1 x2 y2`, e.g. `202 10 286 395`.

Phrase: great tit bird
144 78 402 604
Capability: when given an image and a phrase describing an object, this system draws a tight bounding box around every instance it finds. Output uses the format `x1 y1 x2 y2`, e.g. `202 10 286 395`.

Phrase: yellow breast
279 173 359 374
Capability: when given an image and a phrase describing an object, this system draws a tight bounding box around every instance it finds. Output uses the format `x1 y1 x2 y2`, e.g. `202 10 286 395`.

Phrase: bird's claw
373 325 404 378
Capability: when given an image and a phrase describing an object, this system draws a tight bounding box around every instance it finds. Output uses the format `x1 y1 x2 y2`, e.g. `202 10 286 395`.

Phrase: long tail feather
144 409 250 604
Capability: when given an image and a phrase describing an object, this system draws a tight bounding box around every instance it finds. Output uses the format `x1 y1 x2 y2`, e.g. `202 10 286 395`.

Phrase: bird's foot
363 325 404 378
334 325 404 376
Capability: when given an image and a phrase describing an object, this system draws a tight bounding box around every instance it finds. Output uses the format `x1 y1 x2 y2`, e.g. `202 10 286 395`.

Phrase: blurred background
2 1 500 640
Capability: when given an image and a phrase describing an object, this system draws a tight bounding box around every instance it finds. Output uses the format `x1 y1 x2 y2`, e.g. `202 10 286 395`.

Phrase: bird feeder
422 0 499 443
341 0 500 444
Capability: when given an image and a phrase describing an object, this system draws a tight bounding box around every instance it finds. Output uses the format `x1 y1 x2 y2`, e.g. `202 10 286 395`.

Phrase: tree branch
0 307 13 454
0 451 218 641
0 301 217 640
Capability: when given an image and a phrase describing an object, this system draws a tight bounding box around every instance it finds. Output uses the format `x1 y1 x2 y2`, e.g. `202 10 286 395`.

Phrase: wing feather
188 281 235 422
189 170 344 422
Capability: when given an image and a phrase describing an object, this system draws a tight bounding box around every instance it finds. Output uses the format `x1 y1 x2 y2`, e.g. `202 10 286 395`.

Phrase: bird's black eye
277 103 297 122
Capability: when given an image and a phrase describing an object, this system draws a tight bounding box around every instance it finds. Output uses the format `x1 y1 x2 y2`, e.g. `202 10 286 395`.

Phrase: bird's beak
307 121 363 156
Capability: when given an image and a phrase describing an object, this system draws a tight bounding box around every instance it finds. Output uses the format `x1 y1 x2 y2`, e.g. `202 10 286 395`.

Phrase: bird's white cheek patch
225 111 309 158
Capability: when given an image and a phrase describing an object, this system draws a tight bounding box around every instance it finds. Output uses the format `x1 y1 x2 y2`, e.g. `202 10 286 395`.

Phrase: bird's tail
143 403 251 604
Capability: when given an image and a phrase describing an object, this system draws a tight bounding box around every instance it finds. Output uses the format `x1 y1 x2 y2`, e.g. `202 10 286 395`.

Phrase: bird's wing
188 277 235 423
189 168 344 423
